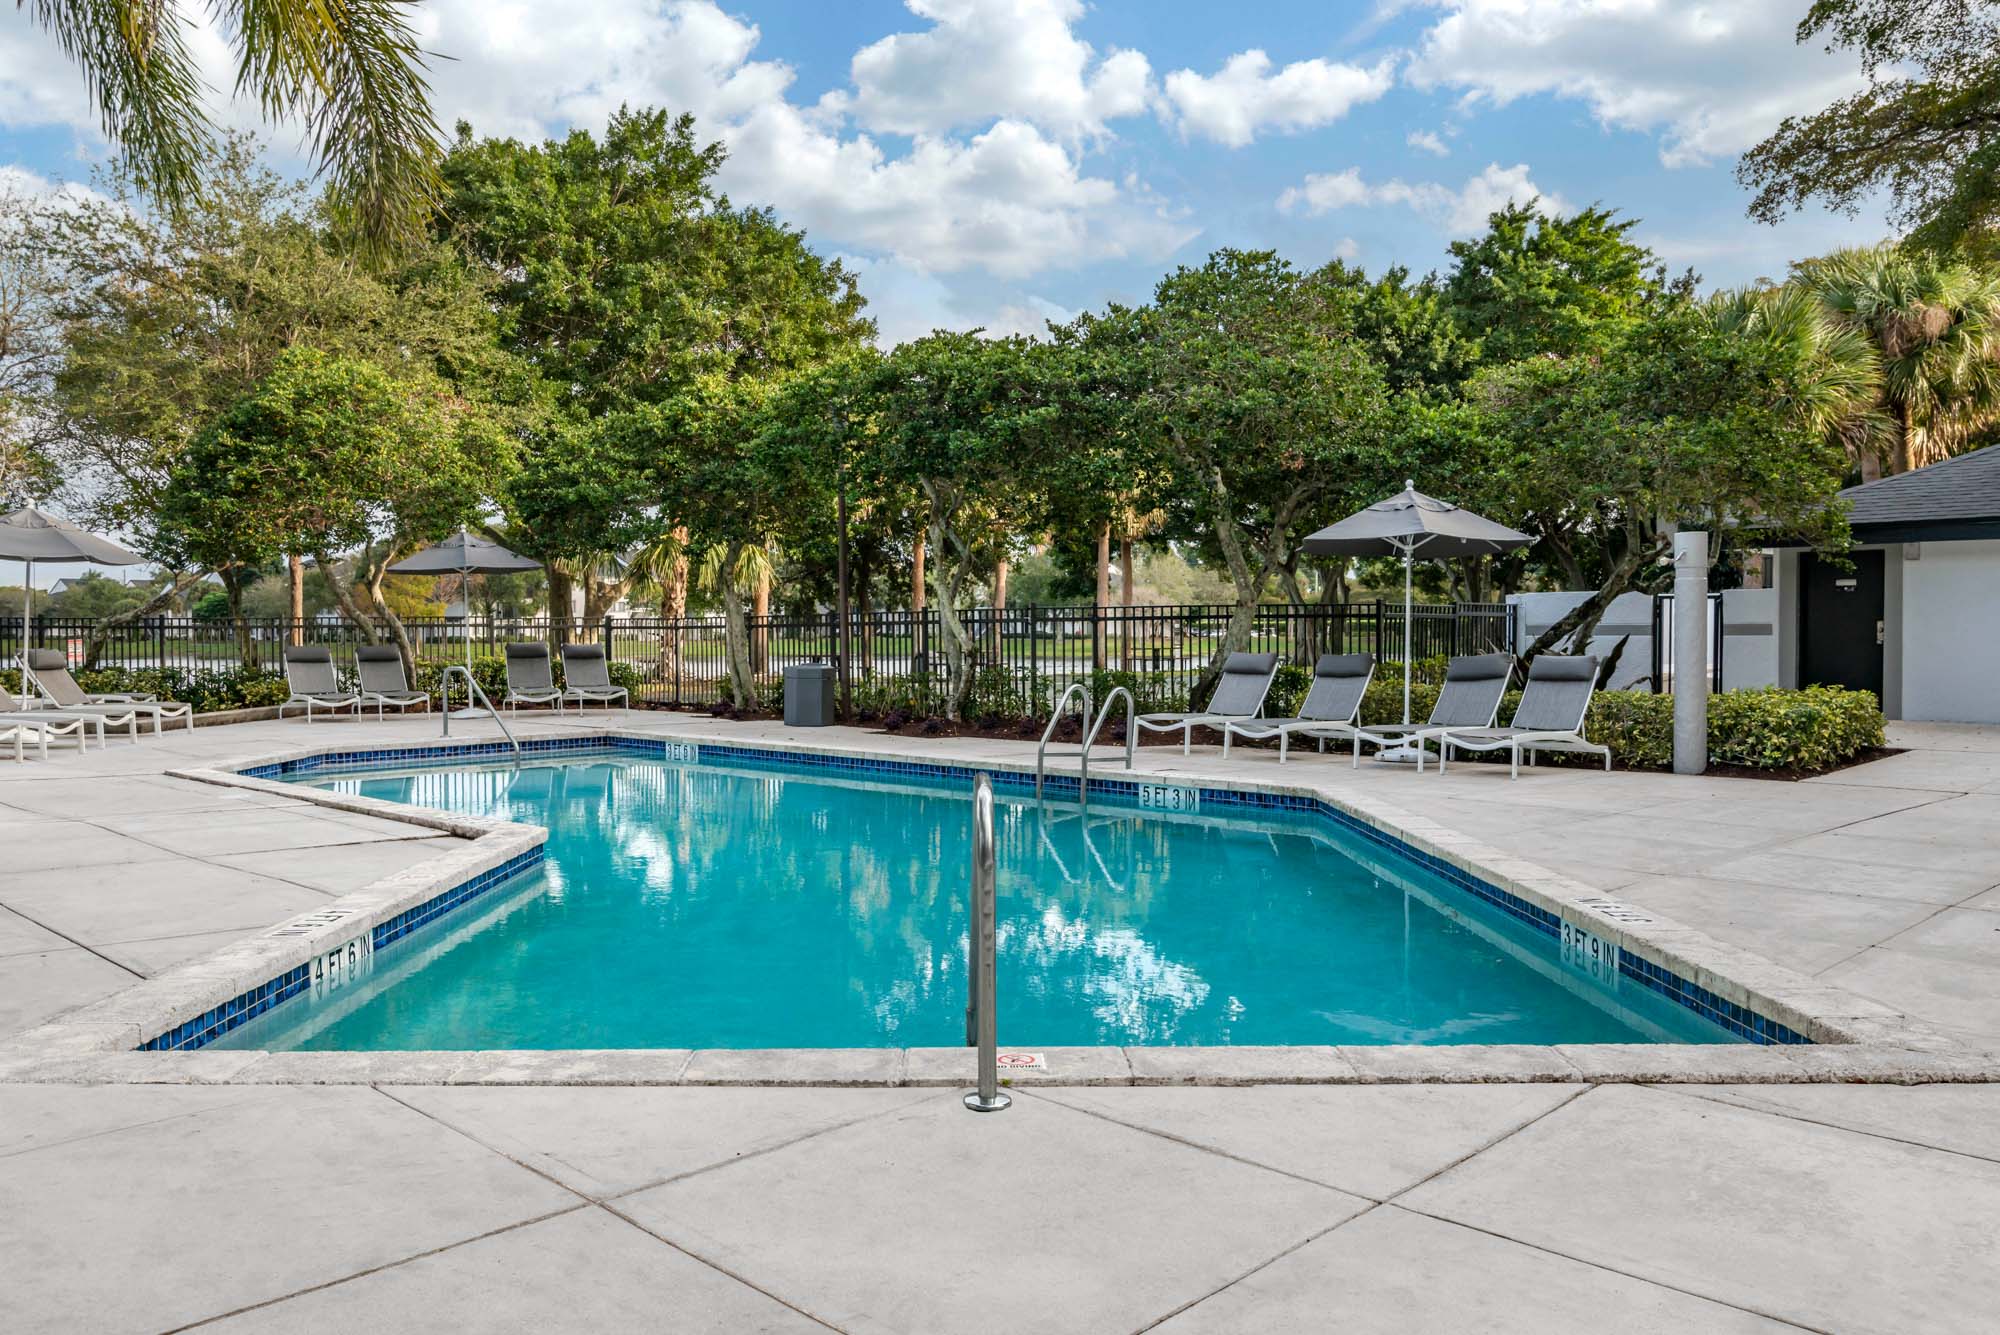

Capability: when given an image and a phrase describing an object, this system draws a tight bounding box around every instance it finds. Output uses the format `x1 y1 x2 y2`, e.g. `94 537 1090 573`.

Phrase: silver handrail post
1034 681 1092 800
963 773 1010 1113
1078 685 1136 807
439 664 521 756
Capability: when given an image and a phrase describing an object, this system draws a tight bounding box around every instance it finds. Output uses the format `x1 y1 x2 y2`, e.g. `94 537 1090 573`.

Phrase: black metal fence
2 600 1514 714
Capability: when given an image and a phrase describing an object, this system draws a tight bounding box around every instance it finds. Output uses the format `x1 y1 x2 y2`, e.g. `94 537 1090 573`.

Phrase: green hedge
1590 686 1884 772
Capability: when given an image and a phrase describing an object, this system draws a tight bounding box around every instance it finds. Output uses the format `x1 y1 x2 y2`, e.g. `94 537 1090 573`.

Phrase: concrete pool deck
4 711 2000 1330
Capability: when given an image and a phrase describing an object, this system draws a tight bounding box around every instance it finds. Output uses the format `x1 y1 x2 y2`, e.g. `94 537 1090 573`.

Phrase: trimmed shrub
1584 687 1883 772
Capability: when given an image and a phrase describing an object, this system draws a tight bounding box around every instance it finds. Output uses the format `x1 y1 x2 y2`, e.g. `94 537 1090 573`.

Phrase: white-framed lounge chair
280 645 361 722
1221 653 1376 762
1348 652 1514 770
0 681 135 743
502 642 563 712
1435 653 1608 779
24 649 194 733
0 711 102 758
559 643 628 711
1136 651 1281 755
354 646 430 718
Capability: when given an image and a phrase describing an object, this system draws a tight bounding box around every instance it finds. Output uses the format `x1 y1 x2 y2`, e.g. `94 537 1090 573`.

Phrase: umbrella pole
462 567 473 672
1402 542 1413 726
19 558 30 671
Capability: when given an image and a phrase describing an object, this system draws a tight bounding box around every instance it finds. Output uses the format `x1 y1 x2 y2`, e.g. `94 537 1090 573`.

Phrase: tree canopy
1741 1 2000 255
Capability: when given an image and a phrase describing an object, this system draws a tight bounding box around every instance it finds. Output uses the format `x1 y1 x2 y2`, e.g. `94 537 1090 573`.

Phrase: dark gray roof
1838 447 2000 542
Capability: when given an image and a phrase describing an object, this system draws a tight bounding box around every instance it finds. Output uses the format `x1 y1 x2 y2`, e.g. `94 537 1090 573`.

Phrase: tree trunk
364 547 419 677
287 554 305 646
545 565 573 651
1192 464 1264 706
315 550 383 646
1118 536 1134 671
80 570 208 669
1093 522 1110 671
911 531 927 675
219 566 254 667
656 532 688 684
718 541 758 709
990 557 1008 661
1519 535 1668 663
751 565 770 675
922 483 974 720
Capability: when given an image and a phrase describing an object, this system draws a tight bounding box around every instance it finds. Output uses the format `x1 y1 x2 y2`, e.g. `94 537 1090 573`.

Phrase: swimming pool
210 752 1737 1050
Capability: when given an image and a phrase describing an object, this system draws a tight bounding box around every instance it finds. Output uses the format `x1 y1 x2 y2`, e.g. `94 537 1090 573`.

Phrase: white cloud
838 0 1152 138
1279 161 1567 235
1406 129 1449 156
1405 1 1868 167
1163 51 1396 147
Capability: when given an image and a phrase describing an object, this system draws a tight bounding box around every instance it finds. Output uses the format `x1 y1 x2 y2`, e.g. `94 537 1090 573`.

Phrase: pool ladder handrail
438 664 521 757
1077 686 1136 804
1034 682 1093 800
963 773 1009 1112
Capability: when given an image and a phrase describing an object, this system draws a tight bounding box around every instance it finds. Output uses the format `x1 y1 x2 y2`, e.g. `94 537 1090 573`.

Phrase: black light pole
835 451 853 721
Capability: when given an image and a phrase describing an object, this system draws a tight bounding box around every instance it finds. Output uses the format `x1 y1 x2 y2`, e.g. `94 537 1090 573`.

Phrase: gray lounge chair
503 642 562 712
1348 652 1514 770
1135 651 1281 755
280 645 361 721
559 643 628 710
354 646 430 717
1221 653 1376 761
1 680 136 742
24 649 193 732
1435 654 1608 778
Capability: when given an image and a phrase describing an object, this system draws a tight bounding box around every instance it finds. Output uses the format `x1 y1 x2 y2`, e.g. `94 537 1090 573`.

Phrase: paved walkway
4 712 1999 1331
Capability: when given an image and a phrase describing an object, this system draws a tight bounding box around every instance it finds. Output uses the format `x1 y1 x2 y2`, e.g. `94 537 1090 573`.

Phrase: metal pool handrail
1078 685 1136 805
963 772 1009 1113
438 664 521 756
1035 681 1093 800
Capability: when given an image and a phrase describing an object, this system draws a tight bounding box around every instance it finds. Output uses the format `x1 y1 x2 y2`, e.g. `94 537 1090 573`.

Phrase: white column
1673 531 1709 775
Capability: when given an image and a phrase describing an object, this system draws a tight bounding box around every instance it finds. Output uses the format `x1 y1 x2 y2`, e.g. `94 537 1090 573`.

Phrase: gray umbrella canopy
387 529 541 577
2 507 143 646
389 529 542 671
1301 483 1532 560
1302 483 1532 727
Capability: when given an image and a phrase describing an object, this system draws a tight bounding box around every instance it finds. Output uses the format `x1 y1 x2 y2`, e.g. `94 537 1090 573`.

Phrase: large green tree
870 331 1046 720
1474 300 1853 655
1127 250 1391 693
439 107 874 639
33 139 526 653
1742 1 2000 255
1442 203 1669 364
155 347 499 665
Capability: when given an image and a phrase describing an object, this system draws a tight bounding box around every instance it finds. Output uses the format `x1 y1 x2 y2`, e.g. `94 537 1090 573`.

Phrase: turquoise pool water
215 755 1734 1050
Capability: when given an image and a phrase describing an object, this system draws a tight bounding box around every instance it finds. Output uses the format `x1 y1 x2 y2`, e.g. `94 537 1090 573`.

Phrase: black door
1799 550 1885 698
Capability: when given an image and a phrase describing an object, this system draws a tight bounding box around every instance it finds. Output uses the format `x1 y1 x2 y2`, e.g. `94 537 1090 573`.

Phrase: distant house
1771 447 2000 723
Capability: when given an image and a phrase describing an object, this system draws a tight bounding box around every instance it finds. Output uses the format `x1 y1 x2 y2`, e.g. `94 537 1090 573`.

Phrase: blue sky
2 1 1888 348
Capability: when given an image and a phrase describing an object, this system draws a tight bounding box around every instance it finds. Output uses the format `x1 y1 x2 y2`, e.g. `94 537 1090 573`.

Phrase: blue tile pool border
142 733 1811 1051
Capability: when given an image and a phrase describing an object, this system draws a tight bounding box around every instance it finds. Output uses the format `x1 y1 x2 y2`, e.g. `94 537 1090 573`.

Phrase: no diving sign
996 1051 1046 1072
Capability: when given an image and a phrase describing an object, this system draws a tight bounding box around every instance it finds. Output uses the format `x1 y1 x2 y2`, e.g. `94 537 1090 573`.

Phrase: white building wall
1897 539 2000 723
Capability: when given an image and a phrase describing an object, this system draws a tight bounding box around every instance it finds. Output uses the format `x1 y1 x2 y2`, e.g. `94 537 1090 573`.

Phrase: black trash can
783 663 837 726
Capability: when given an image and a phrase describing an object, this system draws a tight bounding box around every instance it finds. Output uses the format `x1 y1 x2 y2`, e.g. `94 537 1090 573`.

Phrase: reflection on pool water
214 756 1735 1050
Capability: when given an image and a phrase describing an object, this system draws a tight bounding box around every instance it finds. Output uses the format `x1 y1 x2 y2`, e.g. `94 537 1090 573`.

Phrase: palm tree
1797 247 2000 477
22 0 441 253
1705 284 1893 480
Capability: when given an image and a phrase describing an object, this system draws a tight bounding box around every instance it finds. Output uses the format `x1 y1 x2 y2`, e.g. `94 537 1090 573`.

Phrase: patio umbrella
389 528 542 671
0 507 142 666
1302 482 1532 727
